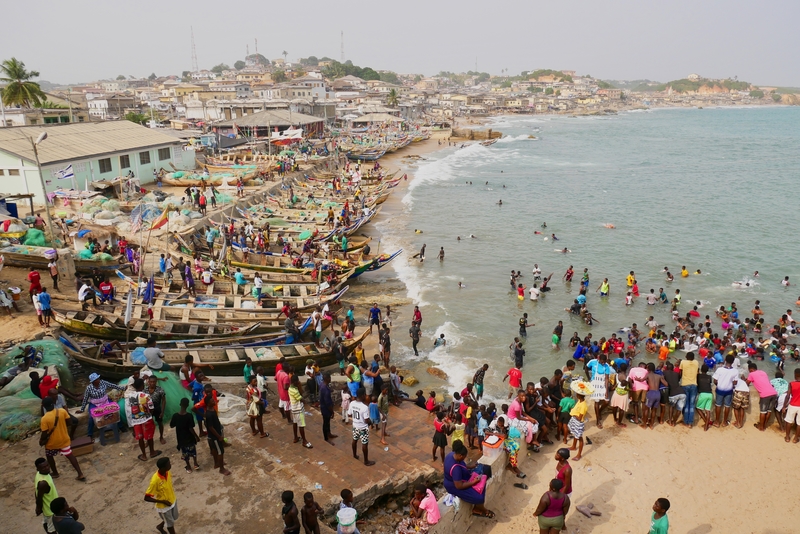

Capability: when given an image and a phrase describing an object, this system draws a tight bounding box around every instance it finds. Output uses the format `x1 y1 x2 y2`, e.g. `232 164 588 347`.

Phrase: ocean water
373 107 800 397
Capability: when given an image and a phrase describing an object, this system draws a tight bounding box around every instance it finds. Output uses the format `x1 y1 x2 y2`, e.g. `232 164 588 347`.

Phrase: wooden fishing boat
52 308 267 341
60 328 369 380
480 139 498 147
0 245 130 274
230 249 401 277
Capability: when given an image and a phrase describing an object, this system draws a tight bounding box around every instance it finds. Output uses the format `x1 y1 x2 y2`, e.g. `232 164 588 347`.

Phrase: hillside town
1 50 794 132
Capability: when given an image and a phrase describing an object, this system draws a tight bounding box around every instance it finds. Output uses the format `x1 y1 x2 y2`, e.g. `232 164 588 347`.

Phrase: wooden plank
300 285 308 297
182 308 191 322
132 305 142 319
189 350 201 363
188 325 199 335
207 326 215 335
233 296 242 308
83 313 97 324
66 311 78 319
175 342 186 349
208 310 217 323
133 320 146 331
225 349 240 362
161 323 174 333
244 347 259 361
295 345 309 357
206 283 214 295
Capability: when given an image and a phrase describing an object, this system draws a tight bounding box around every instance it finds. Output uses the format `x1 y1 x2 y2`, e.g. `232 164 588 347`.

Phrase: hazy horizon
3 0 798 87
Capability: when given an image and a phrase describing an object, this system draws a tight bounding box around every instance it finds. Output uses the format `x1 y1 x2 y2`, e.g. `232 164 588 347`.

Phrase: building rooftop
215 109 323 127
0 121 182 166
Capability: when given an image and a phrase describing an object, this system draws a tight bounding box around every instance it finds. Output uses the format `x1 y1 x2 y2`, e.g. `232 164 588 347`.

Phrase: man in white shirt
712 354 739 427
532 264 542 281
78 283 96 310
312 307 323 347
529 284 540 301
347 388 375 466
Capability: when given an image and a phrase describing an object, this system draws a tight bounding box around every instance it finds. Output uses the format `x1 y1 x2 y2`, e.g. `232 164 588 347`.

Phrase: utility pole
341 31 345 63
67 87 74 123
191 26 199 73
30 133 57 244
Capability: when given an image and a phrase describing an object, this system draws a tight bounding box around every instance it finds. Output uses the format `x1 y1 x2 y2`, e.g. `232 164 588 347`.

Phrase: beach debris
402 375 418 386
426 367 449 380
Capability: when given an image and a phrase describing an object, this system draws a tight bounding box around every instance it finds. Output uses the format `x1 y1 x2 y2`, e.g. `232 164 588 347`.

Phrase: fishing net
172 171 185 178
115 370 191 426
103 200 121 212
0 340 74 441
215 192 235 204
22 229 47 246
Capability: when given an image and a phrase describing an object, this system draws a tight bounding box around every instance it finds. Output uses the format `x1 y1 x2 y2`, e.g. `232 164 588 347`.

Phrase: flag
55 165 74 180
130 205 143 234
124 289 133 325
149 208 169 230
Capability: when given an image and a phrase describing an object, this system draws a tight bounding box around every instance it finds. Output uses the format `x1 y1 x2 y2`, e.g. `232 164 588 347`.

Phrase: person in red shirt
504 363 523 399
28 268 42 296
413 306 422 327
98 278 115 303
276 365 292 424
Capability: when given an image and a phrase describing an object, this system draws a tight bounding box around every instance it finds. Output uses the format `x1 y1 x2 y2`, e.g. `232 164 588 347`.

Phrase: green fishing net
22 229 47 246
0 340 74 441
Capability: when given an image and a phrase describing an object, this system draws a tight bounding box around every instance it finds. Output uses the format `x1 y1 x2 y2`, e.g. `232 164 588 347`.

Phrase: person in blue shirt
586 354 612 428
38 287 52 327
205 227 218 256
234 268 246 286
368 303 381 334
159 254 167 277
576 293 587 306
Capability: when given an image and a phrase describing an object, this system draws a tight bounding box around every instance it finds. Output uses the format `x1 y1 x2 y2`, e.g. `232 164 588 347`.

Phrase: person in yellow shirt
144 457 178 534
40 397 85 481
567 393 588 460
354 343 365 366
681 266 689 278
626 271 635 287
678 352 700 427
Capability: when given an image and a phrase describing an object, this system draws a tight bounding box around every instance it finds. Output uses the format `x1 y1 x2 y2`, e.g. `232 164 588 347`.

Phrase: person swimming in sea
497 200 503 206
665 271 674 281
662 266 669 273
541 222 547 229
694 269 702 275
551 234 559 241
414 229 423 234
561 248 569 254
753 271 759 277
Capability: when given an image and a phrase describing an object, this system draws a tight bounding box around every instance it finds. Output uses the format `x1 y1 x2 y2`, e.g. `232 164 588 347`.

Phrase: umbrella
570 379 595 396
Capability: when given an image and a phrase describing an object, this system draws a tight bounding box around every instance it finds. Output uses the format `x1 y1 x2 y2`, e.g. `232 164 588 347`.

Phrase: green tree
544 87 554 95
181 70 191 81
304 56 319 66
772 93 782 102
596 80 613 89
124 111 149 125
273 70 287 83
379 71 399 84
282 50 288 63
387 88 399 107
148 73 157 81
414 75 422 83
0 57 46 107
210 64 229 74
116 74 126 80
234 60 246 70
359 67 380 81
500 81 512 88
749 90 764 99
246 53 269 66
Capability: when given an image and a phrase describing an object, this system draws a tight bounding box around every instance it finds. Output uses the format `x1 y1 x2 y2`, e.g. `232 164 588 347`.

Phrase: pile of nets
0 340 74 441
22 229 47 246
76 249 114 261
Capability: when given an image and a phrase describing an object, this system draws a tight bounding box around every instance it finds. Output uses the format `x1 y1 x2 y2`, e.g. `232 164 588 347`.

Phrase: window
120 155 130 169
139 151 151 165
158 148 170 161
98 158 112 174
9 169 20 176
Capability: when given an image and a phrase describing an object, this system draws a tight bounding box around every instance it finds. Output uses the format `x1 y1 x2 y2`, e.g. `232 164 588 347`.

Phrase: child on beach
567 393 588 460
451 413 465 445
431 411 450 462
300 492 324 534
341 386 351 423
477 406 489 449
282 491 301 534
369 395 380 430
465 401 478 449
558 390 576 442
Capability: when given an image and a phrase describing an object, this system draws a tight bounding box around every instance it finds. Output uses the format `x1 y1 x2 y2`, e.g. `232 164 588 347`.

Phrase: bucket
336 508 357 534
9 287 21 301
481 433 504 461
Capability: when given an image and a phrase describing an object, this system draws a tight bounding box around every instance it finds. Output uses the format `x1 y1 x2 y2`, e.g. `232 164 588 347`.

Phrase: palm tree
1 57 46 107
282 50 288 63
35 100 67 109
387 88 399 108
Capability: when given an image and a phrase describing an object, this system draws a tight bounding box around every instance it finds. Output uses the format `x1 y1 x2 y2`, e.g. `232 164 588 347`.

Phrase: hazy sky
3 0 798 86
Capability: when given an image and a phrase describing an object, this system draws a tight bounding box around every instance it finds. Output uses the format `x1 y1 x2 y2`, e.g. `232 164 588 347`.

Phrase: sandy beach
466 410 798 534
